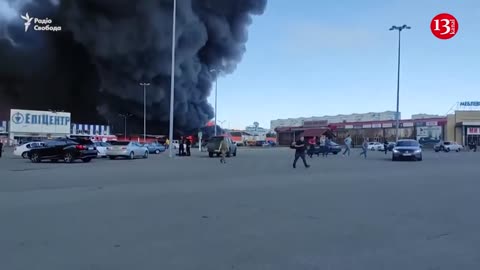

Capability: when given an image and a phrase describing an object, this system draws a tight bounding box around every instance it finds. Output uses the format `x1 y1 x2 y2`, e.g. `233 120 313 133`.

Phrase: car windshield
396 141 419 147
109 141 129 146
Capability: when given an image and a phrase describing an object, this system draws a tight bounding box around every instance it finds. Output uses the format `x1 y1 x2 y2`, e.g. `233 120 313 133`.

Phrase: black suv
28 138 98 163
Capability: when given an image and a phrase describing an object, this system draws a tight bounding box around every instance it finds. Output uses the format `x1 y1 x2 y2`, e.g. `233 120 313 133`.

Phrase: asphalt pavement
1 147 480 270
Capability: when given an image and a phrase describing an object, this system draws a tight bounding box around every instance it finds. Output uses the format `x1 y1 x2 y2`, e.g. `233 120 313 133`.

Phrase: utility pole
389 24 411 142
140 82 150 142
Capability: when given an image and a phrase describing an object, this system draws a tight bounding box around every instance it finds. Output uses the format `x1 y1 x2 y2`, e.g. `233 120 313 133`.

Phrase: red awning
303 129 326 137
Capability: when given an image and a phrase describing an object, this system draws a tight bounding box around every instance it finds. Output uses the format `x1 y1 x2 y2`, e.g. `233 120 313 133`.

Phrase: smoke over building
0 0 267 134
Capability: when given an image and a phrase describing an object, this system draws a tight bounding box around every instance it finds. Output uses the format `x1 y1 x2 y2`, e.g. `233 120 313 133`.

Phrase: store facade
275 117 447 147
446 110 480 146
8 109 72 144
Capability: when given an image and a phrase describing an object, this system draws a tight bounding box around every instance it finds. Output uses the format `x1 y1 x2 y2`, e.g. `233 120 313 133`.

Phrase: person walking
0 141 3 158
292 136 310 169
219 137 229 163
343 134 352 156
359 138 368 159
383 138 389 155
165 138 170 149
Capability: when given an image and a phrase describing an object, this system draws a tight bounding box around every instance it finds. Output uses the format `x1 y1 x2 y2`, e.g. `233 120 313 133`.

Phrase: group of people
291 134 388 168
178 137 192 156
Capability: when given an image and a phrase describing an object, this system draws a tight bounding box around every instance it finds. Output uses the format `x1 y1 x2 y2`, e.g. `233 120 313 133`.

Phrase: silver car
106 141 149 160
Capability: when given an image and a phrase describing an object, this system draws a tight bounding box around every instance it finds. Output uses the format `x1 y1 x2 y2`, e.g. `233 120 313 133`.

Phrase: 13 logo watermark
21 12 62 32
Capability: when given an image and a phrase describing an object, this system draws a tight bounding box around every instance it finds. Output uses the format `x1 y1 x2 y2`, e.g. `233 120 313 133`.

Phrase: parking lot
1 147 480 269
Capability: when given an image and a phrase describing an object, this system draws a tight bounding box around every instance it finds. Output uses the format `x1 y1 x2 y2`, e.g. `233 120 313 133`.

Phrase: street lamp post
140 82 150 142
390 24 411 142
168 0 177 158
119 113 132 140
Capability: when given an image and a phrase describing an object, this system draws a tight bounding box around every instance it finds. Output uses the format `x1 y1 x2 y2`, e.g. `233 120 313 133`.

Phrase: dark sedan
307 142 342 157
392 139 422 161
28 138 98 163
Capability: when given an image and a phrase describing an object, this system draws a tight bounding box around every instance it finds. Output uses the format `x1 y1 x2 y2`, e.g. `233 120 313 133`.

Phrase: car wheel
418 155 423 161
392 156 397 161
143 151 149 159
435 149 439 152
209 152 214 158
64 152 74 163
129 152 135 160
445 148 450 152
456 149 459 152
109 156 116 160
82 158 92 163
216 153 220 157
30 152 41 163
155 149 160 154
22 152 28 159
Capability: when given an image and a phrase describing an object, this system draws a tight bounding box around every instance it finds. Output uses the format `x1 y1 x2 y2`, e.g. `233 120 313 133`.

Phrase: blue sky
208 0 480 130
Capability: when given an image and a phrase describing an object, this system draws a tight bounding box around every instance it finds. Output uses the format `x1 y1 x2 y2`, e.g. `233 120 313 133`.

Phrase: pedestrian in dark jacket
0 142 3 158
186 138 191 156
384 139 389 155
292 136 310 169
179 137 185 156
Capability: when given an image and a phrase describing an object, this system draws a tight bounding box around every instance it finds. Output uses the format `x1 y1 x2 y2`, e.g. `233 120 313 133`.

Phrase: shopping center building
272 105 480 147
0 109 111 145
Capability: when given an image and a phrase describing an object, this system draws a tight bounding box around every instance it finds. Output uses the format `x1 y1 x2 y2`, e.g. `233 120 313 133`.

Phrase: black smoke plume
0 0 266 134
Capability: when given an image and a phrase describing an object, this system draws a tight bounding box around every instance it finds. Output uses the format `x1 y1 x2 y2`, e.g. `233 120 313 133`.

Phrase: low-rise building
271 111 398 130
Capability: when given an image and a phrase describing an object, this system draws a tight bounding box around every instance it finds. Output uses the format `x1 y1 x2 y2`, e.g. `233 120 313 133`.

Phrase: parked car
144 142 166 154
94 141 110 157
368 142 385 151
307 142 342 156
207 136 237 157
106 141 149 159
28 138 98 163
392 139 422 161
434 141 464 152
14 141 46 158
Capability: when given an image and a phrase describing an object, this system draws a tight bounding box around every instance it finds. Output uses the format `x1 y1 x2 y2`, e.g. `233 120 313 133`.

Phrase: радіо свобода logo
21 12 62 32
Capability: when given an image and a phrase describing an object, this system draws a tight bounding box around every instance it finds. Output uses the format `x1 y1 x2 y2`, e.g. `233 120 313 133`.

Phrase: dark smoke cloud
0 0 267 134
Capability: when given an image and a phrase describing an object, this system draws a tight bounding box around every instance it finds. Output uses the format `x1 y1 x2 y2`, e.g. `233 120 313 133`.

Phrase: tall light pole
210 69 219 136
390 24 411 142
119 113 132 140
140 82 150 142
168 0 177 158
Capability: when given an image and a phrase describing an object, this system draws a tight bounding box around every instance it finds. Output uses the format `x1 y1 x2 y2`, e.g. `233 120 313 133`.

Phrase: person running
323 137 331 157
343 134 352 156
219 137 229 163
359 138 368 159
292 136 310 169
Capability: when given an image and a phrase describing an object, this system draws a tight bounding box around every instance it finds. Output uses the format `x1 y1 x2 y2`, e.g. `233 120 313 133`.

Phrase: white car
94 141 110 157
13 142 46 158
443 141 464 152
368 142 385 151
